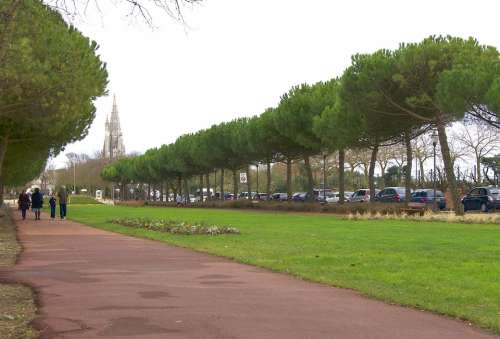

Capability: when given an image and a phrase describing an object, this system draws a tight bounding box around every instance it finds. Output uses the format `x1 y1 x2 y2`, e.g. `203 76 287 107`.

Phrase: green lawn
68 194 101 205
68 205 500 333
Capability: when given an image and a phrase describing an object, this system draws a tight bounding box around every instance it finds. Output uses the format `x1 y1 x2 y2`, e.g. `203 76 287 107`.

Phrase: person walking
18 191 31 220
31 188 43 220
57 187 68 220
49 195 57 220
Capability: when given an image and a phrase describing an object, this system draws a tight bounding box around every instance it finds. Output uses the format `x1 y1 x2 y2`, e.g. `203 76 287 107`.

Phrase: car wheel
480 203 488 213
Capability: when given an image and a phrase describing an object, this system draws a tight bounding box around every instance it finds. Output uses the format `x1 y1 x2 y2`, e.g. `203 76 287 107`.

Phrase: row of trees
48 124 498 200
102 36 500 214
0 0 108 203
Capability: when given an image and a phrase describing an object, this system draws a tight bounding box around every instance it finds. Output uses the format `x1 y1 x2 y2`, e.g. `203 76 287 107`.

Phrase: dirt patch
0 208 38 338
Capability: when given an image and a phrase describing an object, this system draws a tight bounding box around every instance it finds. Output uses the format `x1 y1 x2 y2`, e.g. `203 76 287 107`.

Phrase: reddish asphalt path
2 213 497 339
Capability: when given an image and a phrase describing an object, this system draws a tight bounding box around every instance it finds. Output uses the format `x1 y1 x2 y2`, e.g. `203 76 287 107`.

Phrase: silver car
326 191 354 203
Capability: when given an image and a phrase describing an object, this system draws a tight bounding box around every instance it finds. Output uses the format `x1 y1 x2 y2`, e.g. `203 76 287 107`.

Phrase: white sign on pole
240 172 247 184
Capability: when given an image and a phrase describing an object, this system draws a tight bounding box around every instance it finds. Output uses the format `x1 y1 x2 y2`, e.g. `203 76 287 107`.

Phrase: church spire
103 94 125 159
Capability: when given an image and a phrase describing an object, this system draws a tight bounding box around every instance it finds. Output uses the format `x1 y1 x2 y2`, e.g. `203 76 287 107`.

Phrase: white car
350 189 380 202
326 191 354 203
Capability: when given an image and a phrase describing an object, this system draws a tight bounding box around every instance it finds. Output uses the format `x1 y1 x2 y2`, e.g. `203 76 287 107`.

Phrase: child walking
49 195 57 220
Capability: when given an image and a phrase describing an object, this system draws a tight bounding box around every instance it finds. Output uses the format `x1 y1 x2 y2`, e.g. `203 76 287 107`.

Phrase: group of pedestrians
17 187 68 221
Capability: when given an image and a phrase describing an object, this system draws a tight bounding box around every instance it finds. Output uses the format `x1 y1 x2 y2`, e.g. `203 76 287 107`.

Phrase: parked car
314 188 333 203
214 192 233 200
350 189 379 202
255 193 269 200
326 191 354 203
239 192 256 199
292 192 306 201
271 192 288 201
291 192 315 202
462 186 500 212
374 187 408 203
190 195 202 203
410 189 446 210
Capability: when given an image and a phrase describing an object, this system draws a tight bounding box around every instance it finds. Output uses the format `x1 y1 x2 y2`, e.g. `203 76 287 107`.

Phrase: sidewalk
3 213 496 338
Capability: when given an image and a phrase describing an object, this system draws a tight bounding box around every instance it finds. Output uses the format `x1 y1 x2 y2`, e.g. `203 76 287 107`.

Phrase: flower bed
109 217 240 235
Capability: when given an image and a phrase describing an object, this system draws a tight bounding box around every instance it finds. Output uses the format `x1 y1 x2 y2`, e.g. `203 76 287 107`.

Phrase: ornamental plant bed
110 217 240 235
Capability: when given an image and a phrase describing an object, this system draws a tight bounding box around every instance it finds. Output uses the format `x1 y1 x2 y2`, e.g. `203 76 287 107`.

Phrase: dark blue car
462 187 500 212
374 187 407 203
411 189 446 210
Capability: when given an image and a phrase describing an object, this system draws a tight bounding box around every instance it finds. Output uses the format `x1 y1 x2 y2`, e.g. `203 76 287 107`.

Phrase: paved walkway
2 213 497 339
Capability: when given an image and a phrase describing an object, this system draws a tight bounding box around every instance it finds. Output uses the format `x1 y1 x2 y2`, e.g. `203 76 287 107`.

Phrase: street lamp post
431 131 439 212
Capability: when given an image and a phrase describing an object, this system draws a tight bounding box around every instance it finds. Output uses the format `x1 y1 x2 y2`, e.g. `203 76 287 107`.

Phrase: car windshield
489 188 499 195
413 191 428 197
358 191 366 196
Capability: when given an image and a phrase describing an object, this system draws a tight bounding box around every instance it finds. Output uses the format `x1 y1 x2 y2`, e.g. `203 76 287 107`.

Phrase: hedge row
115 200 424 215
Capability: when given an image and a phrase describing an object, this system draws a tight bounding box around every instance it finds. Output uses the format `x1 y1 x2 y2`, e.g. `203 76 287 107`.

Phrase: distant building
103 95 125 159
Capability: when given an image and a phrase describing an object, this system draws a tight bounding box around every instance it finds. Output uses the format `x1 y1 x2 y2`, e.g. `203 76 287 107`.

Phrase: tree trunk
476 156 482 184
266 160 271 196
0 181 4 206
404 132 412 206
303 156 314 202
419 158 425 186
220 169 225 200
184 178 189 204
147 183 151 201
205 173 211 200
160 182 164 202
256 164 259 193
369 145 379 202
338 149 345 204
246 165 251 200
286 158 292 200
0 136 8 205
436 114 463 215
199 175 203 202
233 170 238 198
177 176 182 198
213 170 217 200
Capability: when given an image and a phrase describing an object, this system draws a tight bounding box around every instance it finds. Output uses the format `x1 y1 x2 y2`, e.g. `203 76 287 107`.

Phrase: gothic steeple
103 94 125 159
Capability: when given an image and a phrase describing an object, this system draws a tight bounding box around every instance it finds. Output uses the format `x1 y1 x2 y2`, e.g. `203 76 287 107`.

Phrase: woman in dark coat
31 188 43 220
18 191 31 220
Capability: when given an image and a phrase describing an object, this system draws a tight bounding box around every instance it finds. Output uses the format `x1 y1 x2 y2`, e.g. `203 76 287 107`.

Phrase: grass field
68 205 500 333
68 195 101 205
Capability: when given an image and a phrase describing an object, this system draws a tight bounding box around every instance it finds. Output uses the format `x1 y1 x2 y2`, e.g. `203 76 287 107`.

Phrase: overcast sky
52 0 500 168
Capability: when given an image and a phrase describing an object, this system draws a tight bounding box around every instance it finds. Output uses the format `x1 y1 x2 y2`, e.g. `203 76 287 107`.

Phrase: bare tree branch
43 0 202 26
